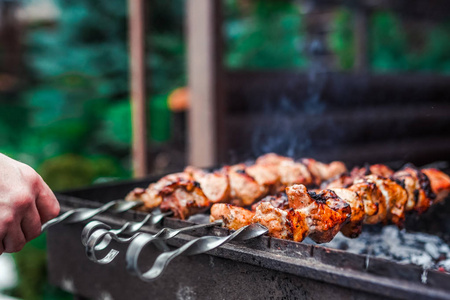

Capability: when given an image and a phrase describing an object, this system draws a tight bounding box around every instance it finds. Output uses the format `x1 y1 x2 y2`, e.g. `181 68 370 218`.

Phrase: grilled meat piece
393 167 435 213
286 184 351 243
351 164 394 178
278 160 314 187
185 166 230 203
329 188 364 238
255 153 293 165
210 203 254 230
159 180 210 220
254 153 313 189
348 179 385 224
302 158 347 185
245 163 280 192
251 193 289 211
422 168 450 203
321 172 354 189
125 172 191 211
365 175 408 226
125 186 162 211
322 164 394 190
226 164 267 206
252 201 309 242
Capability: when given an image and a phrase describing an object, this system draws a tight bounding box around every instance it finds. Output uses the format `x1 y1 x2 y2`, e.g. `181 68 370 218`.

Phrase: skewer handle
84 219 221 265
41 200 144 232
126 223 268 281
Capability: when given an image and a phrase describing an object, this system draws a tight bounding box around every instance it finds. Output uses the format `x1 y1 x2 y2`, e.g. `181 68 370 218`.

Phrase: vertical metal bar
354 6 369 72
128 0 148 177
186 0 224 167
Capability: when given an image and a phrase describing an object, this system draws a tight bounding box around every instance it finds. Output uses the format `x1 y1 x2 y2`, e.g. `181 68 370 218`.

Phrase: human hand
0 154 60 254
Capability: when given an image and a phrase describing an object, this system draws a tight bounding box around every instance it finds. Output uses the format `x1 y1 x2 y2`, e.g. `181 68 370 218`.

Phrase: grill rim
50 179 450 300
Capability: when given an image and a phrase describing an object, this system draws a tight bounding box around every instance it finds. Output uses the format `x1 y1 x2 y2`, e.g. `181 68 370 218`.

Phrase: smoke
251 96 310 158
250 35 330 160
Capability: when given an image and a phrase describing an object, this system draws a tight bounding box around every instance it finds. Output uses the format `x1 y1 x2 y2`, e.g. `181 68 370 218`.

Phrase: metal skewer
81 208 170 248
41 200 144 232
85 219 223 265
126 223 268 281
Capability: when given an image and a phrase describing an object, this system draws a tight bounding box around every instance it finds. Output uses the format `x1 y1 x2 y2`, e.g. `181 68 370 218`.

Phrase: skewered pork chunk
159 180 210 219
245 163 281 193
348 179 385 224
226 164 267 206
328 188 364 238
393 166 435 213
322 164 393 189
210 203 254 231
365 175 408 226
351 164 394 178
251 193 289 211
422 168 450 203
278 160 314 187
255 153 293 165
125 186 162 211
286 184 351 243
252 201 309 242
321 172 355 189
184 166 230 203
125 172 191 211
254 153 314 188
125 172 210 219
302 158 347 185
255 153 347 188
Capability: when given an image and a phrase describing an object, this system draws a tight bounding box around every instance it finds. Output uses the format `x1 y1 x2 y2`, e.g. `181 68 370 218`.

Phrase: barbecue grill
47 1 450 299
47 171 450 300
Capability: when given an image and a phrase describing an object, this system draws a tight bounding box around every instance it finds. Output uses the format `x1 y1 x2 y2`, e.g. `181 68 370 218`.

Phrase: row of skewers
125 153 347 219
125 153 450 244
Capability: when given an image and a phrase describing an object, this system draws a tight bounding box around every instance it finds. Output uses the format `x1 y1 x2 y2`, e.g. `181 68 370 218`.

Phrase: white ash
321 226 450 272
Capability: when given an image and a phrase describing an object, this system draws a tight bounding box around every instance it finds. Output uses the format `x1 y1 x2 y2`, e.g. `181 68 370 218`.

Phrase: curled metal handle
41 200 143 232
126 223 268 281
82 210 171 249
85 220 223 264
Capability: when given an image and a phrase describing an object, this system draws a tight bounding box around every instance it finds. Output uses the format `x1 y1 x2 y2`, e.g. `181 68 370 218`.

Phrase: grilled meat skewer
126 153 347 219
211 167 450 244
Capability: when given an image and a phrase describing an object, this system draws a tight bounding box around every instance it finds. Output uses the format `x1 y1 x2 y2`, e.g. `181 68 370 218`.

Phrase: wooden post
128 0 148 177
0 1 22 79
186 0 225 167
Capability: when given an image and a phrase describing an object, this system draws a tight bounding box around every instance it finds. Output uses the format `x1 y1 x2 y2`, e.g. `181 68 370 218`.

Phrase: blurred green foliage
329 8 355 70
225 0 306 69
2 0 184 299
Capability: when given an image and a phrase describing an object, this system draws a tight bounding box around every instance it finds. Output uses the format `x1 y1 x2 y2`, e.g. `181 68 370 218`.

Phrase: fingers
21 202 42 241
35 177 60 224
0 226 5 255
3 219 26 253
0 155 59 253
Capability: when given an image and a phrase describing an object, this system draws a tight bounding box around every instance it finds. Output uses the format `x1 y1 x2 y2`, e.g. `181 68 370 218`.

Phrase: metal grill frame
47 175 450 300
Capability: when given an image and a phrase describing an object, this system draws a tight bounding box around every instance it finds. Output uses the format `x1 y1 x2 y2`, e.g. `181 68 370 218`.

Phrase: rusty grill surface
47 173 450 300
